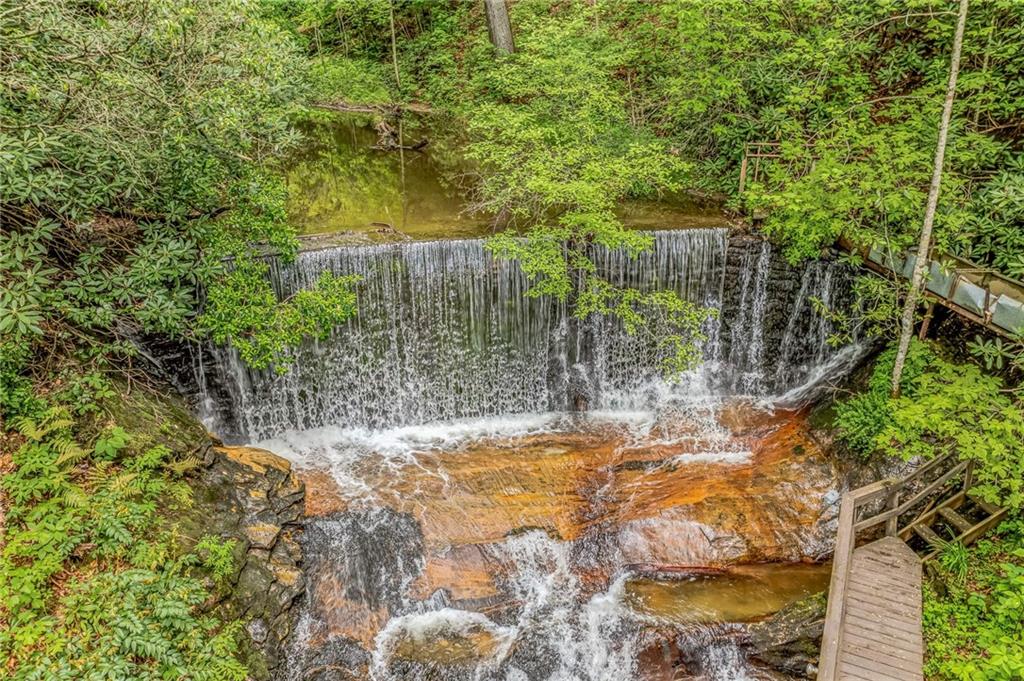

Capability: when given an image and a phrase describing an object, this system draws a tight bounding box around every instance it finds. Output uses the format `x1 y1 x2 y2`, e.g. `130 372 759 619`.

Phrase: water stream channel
194 114 864 680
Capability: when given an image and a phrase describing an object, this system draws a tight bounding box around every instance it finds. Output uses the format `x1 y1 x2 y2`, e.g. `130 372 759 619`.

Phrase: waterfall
725 240 772 394
215 229 859 681
773 258 852 391
199 229 853 441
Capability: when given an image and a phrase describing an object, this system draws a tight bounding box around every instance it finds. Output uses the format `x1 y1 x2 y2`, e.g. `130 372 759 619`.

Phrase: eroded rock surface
279 406 840 678
181 445 306 680
744 591 828 679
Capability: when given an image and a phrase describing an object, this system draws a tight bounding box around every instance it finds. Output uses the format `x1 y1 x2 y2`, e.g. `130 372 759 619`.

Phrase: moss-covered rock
99 384 306 680
744 590 827 679
178 445 306 680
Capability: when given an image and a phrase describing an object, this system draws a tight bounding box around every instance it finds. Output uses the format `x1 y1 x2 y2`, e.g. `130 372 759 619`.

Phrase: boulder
179 445 306 680
744 591 827 679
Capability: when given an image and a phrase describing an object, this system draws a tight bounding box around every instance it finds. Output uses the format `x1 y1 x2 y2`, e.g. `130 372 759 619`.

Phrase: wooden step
938 507 973 535
914 524 944 549
971 495 1002 516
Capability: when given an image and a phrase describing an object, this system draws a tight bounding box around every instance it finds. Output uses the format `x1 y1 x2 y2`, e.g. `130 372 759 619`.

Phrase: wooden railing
838 237 1024 340
737 141 781 194
817 452 973 681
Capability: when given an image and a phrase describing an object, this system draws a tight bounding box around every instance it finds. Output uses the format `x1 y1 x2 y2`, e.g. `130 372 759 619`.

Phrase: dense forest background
2 1 1023 679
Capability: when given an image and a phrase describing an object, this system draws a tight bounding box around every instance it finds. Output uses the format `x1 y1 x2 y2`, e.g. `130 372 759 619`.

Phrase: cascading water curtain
200 229 854 441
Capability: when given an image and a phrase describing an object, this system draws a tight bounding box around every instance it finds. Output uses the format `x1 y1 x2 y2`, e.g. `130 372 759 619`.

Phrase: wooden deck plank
837 537 923 680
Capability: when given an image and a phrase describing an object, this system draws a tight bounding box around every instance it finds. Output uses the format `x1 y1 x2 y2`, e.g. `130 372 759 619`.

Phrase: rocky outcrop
180 444 306 680
286 405 841 678
744 590 827 679
97 382 307 678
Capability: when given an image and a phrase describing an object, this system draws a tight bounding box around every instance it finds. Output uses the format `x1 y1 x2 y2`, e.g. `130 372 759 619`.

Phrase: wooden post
918 301 937 340
738 151 749 194
885 489 900 536
963 459 975 493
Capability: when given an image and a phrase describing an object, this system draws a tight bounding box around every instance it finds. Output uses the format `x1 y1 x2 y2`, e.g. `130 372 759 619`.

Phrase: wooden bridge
817 454 1006 681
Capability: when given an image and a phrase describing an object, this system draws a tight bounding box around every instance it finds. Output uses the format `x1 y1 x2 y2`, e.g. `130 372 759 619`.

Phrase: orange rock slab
294 407 837 608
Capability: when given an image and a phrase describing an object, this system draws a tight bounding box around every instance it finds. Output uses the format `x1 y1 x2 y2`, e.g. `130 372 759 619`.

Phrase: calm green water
284 113 727 242
625 562 832 624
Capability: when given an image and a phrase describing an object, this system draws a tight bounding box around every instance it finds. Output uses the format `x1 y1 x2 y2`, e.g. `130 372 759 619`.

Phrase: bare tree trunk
890 0 970 397
389 0 401 91
484 0 515 54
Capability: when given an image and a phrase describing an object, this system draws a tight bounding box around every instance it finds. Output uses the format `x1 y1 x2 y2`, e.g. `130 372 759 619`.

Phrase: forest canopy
288 0 1024 274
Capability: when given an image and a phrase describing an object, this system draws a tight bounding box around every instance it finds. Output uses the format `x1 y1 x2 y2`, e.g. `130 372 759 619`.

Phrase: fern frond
108 472 139 493
60 486 91 509
167 456 202 475
11 407 73 441
86 460 114 487
54 437 89 467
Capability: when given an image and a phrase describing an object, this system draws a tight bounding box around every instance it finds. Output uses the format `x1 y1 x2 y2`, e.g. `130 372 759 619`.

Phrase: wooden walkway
818 454 979 681
837 536 923 680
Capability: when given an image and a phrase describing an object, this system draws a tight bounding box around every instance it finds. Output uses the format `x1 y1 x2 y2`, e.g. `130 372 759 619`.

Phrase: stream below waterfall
185 115 867 680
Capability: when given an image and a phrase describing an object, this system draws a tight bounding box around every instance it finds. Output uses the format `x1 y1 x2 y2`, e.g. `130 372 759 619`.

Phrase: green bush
924 520 1024 681
0 407 246 679
2 0 358 378
834 340 935 457
836 341 1024 510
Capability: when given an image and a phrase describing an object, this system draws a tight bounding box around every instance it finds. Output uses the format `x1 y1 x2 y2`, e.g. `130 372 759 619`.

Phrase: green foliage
880 358 1024 509
0 342 44 420
293 0 1024 282
836 340 1024 509
0 405 245 679
924 520 1024 680
969 333 1024 391
195 536 239 587
13 567 248 681
2 0 357 380
811 271 902 346
951 157 1024 278
835 340 936 456
307 57 395 105
936 539 971 586
458 6 707 369
202 265 360 371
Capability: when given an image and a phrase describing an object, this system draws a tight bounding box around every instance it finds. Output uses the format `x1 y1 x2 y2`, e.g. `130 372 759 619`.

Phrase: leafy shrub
308 56 394 105
0 342 44 420
835 340 935 457
0 407 247 678
837 340 1024 509
924 521 1024 680
2 0 359 379
196 536 239 587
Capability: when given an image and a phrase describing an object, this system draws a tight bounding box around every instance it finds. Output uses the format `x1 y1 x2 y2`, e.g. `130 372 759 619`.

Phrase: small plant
968 333 1024 375
195 536 239 587
923 522 1024 680
935 538 970 586
1 401 248 678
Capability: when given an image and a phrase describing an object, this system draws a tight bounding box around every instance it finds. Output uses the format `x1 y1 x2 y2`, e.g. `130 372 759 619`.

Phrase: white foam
670 450 752 465
770 342 871 408
370 608 516 679
253 412 564 463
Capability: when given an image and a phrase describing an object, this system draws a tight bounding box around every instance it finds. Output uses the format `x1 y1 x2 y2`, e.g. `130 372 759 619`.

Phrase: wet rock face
744 591 828 679
182 445 306 680
281 406 840 679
